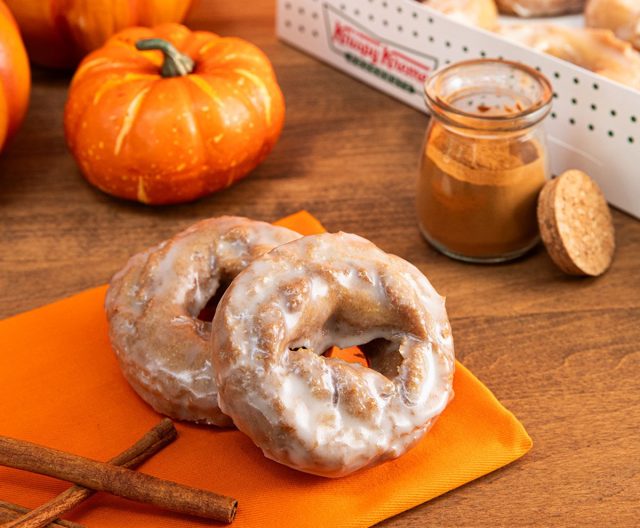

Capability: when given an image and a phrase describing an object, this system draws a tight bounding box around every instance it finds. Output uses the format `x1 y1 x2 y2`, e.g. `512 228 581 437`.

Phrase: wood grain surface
1 1 638 526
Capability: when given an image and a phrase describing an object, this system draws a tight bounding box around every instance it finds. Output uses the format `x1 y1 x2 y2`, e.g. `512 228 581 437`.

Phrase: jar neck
427 112 545 141
423 59 553 134
426 99 551 136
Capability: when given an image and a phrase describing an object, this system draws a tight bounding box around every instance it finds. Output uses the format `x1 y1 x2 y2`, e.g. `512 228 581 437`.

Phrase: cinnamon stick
0 435 237 524
3 418 177 528
0 501 85 528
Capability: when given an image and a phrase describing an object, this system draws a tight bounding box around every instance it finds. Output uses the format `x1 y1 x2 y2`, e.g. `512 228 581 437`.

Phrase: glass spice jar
417 59 553 263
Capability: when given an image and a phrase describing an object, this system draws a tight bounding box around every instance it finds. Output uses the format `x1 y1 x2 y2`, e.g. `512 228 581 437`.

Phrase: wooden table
1 1 638 526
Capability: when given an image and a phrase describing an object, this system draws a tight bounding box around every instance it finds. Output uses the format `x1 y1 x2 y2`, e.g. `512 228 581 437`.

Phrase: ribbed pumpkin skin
64 24 286 205
5 0 192 68
0 1 30 152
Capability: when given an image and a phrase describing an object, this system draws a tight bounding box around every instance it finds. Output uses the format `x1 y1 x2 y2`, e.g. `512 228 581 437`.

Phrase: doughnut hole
323 345 369 367
197 276 233 322
359 338 404 379
321 338 404 381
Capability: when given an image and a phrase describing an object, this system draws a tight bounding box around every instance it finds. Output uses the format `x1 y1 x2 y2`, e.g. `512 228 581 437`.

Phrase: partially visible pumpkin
0 1 30 152
5 0 192 69
64 23 285 205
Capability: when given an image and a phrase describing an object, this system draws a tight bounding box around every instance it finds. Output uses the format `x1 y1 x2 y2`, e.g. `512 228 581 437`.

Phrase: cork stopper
537 170 615 276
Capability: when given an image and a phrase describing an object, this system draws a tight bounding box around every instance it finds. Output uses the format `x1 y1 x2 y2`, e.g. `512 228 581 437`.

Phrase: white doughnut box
276 0 640 219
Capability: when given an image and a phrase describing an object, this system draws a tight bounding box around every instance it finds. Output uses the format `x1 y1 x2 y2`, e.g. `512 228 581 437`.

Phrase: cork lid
537 170 615 276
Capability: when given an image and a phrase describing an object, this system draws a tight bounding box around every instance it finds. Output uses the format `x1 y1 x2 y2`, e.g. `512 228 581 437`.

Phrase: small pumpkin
5 0 192 69
0 0 30 152
64 23 285 204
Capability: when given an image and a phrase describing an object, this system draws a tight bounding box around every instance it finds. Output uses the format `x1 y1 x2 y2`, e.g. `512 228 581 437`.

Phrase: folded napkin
0 211 531 527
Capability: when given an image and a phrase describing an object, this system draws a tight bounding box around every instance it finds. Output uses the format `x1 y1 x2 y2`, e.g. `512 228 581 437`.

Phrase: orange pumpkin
64 23 285 205
0 1 30 152
5 0 192 69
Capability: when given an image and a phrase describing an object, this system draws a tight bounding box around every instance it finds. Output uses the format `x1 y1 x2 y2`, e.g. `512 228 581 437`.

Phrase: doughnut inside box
276 0 640 219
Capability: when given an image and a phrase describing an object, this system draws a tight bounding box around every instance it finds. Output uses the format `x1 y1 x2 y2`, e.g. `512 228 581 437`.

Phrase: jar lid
537 170 615 276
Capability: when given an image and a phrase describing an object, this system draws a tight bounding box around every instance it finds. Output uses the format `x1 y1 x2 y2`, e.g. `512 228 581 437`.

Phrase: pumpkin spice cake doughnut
421 0 499 30
105 217 301 426
211 232 455 477
498 24 640 90
495 0 585 16
586 0 640 50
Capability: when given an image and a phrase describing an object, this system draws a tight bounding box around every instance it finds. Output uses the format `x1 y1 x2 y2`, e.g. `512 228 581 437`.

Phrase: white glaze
498 24 640 91
105 217 301 425
211 232 455 477
586 0 640 50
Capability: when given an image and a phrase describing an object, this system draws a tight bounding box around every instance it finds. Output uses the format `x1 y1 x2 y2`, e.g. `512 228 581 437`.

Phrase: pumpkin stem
135 38 195 78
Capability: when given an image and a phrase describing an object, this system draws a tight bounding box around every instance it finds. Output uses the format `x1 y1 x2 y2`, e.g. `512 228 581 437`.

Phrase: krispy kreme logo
325 6 437 94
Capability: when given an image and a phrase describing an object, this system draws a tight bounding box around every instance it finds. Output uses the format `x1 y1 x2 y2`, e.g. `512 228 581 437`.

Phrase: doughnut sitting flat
498 24 640 91
495 0 584 16
211 232 455 477
421 0 499 30
586 0 640 50
105 217 301 426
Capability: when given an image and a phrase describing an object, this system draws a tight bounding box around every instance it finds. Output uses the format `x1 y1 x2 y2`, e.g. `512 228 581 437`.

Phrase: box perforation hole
629 137 635 144
588 124 595 131
610 109 617 117
608 130 615 137
591 104 597 111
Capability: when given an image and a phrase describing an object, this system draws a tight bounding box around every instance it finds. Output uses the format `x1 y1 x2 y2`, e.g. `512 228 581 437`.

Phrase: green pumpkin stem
135 38 195 77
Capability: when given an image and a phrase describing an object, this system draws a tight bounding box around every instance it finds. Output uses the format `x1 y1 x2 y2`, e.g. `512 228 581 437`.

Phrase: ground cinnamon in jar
418 59 552 262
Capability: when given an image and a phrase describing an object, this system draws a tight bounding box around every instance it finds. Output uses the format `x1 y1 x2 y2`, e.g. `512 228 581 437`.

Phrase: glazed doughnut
586 0 640 50
495 0 584 16
421 0 499 30
211 233 455 477
498 24 640 90
105 217 301 426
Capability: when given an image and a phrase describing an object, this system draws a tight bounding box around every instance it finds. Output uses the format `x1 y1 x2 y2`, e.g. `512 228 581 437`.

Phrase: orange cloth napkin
0 211 531 528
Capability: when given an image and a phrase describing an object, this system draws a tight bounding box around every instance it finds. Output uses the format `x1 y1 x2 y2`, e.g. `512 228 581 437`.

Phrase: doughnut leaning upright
211 232 455 477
